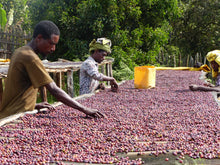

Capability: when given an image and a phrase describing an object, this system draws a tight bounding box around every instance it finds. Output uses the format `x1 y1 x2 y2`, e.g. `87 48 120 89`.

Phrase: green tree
28 0 180 80
0 0 31 31
0 4 7 30
170 0 220 63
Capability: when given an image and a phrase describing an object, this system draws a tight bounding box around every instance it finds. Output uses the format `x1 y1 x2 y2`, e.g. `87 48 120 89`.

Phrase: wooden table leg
39 86 47 102
67 69 74 98
106 63 110 85
0 79 3 108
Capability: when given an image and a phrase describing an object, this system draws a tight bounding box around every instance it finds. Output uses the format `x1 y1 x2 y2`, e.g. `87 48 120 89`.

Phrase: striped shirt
79 56 104 95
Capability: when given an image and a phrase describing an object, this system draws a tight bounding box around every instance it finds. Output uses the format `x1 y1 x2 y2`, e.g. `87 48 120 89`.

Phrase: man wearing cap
79 38 118 95
189 50 220 92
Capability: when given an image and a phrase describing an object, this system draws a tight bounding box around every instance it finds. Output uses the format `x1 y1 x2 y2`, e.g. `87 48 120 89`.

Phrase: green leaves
0 0 31 31
0 4 7 30
170 0 220 61
26 0 180 73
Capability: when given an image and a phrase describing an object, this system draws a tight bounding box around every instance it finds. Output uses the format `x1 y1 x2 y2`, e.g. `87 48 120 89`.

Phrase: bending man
80 38 118 95
189 50 220 92
0 20 103 119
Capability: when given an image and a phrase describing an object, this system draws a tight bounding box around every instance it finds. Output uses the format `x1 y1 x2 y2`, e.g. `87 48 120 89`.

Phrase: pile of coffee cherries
0 70 219 164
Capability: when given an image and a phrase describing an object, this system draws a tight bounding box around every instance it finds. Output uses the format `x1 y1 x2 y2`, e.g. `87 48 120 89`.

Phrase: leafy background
0 0 220 81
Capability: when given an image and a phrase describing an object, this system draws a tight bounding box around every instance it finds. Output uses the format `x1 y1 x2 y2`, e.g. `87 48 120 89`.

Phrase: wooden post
178 53 181 66
106 63 110 85
67 69 74 97
173 54 176 67
186 55 189 67
56 72 62 88
0 79 3 108
196 53 199 63
101 65 105 74
39 86 47 102
189 56 194 67
199 53 202 63
53 72 62 88
204 56 207 64
62 72 65 91
109 62 113 77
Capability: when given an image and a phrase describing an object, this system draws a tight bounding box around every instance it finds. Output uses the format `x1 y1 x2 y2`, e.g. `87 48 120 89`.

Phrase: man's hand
110 79 119 92
97 83 105 90
83 107 105 118
35 102 55 110
203 82 215 87
189 84 199 91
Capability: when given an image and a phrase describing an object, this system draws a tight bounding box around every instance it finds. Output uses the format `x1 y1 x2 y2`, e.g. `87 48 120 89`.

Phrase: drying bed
0 70 219 164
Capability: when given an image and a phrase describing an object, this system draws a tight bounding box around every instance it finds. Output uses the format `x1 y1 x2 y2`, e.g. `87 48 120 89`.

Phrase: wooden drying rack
0 58 114 104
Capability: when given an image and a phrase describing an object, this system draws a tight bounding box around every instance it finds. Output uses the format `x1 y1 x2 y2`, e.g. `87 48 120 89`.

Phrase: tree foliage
0 0 31 31
27 0 180 81
0 4 7 30
170 0 220 62
2 0 220 80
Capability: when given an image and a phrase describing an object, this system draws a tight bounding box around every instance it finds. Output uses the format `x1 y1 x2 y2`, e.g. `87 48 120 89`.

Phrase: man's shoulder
81 58 97 72
15 46 33 54
84 56 94 62
82 57 95 65
10 46 42 70
13 46 39 62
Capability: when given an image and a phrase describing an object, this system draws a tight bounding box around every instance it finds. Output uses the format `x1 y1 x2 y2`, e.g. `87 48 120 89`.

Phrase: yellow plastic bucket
134 66 156 89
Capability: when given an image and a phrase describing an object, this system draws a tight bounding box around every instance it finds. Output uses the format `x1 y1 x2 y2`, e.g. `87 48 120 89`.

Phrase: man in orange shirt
0 20 103 119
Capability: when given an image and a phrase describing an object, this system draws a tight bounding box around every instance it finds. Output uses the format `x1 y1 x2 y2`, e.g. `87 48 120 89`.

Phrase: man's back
0 46 52 119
